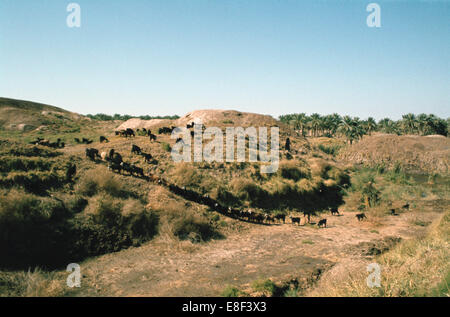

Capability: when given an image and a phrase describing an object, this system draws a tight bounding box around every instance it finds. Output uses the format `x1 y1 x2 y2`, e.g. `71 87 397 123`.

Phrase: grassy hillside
0 97 84 131
0 98 448 297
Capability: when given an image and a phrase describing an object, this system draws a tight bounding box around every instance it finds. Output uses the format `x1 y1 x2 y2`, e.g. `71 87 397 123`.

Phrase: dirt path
72 206 441 297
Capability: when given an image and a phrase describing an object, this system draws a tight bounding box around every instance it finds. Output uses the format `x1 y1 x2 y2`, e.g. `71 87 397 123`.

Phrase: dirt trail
73 207 441 297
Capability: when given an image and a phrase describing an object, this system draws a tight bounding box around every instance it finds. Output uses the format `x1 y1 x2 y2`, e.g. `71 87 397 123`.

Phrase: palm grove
279 113 449 144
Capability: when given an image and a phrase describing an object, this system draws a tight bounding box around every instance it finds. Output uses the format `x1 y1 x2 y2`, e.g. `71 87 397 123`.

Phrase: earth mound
116 109 282 131
338 133 450 174
0 97 84 131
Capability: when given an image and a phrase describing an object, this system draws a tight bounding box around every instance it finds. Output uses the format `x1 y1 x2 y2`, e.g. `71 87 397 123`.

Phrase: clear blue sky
0 0 449 119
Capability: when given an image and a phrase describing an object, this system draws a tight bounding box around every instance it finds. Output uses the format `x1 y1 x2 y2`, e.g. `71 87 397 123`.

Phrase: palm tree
352 117 366 140
366 117 377 135
294 113 308 137
416 114 429 135
329 113 342 136
401 113 417 134
338 116 354 144
338 116 366 144
309 113 322 137
378 118 398 134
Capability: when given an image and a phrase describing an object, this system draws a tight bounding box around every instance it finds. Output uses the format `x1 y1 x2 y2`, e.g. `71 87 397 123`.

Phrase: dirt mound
115 118 173 131
338 133 450 174
175 109 280 127
0 97 84 131
116 109 282 132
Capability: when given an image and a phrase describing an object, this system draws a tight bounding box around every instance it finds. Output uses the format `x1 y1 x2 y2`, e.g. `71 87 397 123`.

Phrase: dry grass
76 167 132 198
307 210 449 297
0 269 67 297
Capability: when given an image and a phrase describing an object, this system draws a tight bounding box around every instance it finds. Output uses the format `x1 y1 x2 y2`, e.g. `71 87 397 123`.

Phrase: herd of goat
33 125 411 227
79 129 334 226
29 137 65 148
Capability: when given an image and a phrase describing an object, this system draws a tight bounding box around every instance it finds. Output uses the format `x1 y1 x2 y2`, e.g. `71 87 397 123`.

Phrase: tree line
279 113 449 144
86 113 180 121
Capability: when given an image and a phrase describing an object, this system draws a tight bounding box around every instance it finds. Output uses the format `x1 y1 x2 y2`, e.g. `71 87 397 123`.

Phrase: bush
0 190 72 269
0 157 52 173
210 186 239 207
0 269 66 297
0 171 64 194
173 213 218 242
0 189 158 269
221 286 246 297
162 142 171 152
6 146 61 158
71 195 158 258
278 160 310 181
66 195 88 214
160 202 221 242
231 178 268 207
317 144 343 156
76 168 131 198
252 279 277 296
170 163 203 189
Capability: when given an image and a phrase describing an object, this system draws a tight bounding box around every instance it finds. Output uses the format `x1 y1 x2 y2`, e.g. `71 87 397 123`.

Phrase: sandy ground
71 202 443 297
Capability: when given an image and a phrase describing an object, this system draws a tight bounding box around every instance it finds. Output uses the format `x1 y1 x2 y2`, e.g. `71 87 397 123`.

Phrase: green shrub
0 157 53 173
73 196 158 257
66 196 88 214
0 268 66 297
0 189 158 270
0 190 72 269
0 171 64 194
173 213 218 242
231 178 268 207
361 181 380 208
221 286 246 297
162 142 171 152
317 144 343 156
6 146 61 158
279 160 310 181
160 202 221 242
252 279 277 296
211 186 239 207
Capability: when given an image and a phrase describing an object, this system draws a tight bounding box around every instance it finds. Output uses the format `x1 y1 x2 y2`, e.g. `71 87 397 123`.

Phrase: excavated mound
175 109 280 127
338 133 450 174
115 118 173 131
116 109 283 131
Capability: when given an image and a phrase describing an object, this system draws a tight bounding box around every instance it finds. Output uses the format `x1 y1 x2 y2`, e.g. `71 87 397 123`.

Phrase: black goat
318 219 327 228
66 163 76 180
85 148 99 161
274 214 286 224
131 144 142 154
330 207 340 216
141 152 153 163
108 162 122 174
356 213 367 221
289 216 301 225
158 127 173 134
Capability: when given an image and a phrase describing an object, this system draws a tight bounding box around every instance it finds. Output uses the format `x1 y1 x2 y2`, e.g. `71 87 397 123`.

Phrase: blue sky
0 0 449 119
